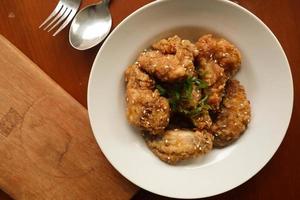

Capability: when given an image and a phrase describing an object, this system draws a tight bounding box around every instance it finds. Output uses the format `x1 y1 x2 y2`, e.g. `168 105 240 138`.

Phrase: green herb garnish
156 84 166 95
192 77 208 89
155 76 210 116
179 94 211 117
182 77 194 100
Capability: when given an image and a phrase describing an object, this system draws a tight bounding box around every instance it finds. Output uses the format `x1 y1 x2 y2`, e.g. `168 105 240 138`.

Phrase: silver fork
39 0 81 36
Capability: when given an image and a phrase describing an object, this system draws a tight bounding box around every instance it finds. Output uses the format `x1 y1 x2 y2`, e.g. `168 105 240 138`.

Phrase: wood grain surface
0 0 299 199
0 35 137 200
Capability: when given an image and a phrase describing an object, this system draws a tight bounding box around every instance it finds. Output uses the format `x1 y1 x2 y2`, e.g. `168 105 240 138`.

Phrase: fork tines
39 0 81 36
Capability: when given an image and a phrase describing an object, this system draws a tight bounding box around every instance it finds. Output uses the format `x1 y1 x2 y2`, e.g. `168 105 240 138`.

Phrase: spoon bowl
69 0 112 50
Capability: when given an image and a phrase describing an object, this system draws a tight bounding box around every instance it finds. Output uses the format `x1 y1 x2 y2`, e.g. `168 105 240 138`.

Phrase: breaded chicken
138 51 193 82
126 89 170 134
210 80 251 147
125 64 170 134
191 110 212 130
137 36 199 82
198 58 224 86
195 34 241 110
145 129 213 164
205 75 229 110
196 34 241 76
152 35 199 59
125 64 155 90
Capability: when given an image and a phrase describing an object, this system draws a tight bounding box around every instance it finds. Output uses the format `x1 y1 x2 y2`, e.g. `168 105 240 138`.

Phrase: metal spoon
69 0 112 50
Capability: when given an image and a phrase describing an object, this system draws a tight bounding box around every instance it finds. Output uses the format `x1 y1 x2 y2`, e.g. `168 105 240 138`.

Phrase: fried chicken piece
191 110 212 130
145 129 213 164
205 75 229 110
125 64 170 134
195 34 241 110
210 80 251 147
126 89 170 134
198 58 224 86
138 51 193 82
125 64 155 90
152 35 199 59
196 34 241 76
137 36 199 82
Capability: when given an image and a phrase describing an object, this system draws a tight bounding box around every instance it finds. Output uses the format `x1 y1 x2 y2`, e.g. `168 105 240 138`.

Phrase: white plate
88 0 293 198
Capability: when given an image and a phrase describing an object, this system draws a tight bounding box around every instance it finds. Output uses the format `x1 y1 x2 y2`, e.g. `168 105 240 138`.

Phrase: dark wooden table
0 0 299 199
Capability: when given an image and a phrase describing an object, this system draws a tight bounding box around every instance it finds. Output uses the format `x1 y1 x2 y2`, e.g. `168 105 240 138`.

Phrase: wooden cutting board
0 35 138 200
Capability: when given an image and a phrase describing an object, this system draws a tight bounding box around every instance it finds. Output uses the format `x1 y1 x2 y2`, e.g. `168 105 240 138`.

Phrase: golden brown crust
205 75 229 110
125 64 170 134
145 129 214 164
152 35 199 59
210 80 251 147
126 89 170 134
125 64 155 90
191 110 212 130
138 50 190 82
198 58 224 87
195 34 242 111
137 35 199 82
196 34 241 77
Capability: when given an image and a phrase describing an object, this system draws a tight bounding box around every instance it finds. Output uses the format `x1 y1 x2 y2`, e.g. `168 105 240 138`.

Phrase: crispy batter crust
137 35 198 82
211 80 251 147
145 129 213 164
196 34 241 76
125 64 170 134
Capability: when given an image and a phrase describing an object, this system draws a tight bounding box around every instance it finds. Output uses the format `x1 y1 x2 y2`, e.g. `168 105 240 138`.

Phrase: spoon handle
102 0 110 5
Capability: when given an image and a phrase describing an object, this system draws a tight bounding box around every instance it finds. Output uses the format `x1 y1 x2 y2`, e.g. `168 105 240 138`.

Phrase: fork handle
103 0 110 5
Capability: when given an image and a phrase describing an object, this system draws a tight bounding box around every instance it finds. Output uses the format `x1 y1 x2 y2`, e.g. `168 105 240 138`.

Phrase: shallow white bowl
88 0 293 198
